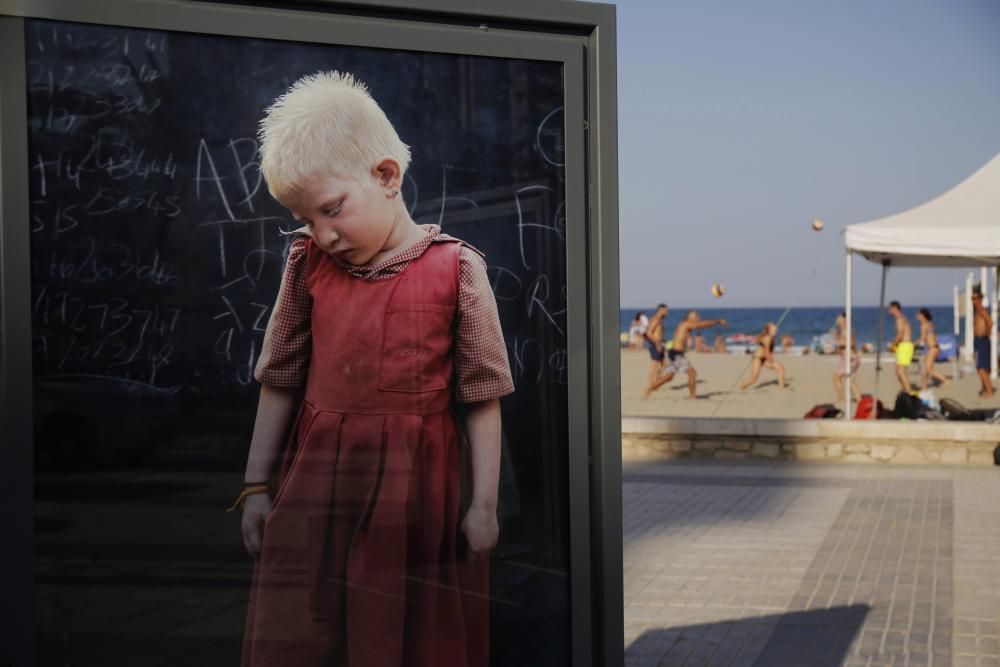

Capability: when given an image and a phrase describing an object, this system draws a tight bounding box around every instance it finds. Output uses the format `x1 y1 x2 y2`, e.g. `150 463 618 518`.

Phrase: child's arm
240 384 300 559
460 398 502 561
244 384 300 482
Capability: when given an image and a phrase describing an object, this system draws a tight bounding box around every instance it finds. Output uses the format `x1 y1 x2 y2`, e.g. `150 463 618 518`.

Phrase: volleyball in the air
811 219 825 232
711 283 725 298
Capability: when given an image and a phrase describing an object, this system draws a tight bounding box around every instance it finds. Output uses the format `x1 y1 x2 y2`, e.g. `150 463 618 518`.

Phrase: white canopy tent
843 151 1000 420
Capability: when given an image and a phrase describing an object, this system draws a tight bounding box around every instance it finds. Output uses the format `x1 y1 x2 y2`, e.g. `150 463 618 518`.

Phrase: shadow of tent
627 604 870 666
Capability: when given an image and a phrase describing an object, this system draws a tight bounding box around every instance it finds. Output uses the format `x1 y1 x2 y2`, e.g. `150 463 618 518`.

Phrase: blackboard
26 17 570 666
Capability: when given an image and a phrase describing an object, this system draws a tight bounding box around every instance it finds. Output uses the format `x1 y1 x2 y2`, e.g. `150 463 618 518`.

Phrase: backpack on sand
855 395 888 420
803 404 843 419
893 392 927 420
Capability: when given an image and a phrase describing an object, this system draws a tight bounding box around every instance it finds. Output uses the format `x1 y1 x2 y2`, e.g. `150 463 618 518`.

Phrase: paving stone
796 443 826 460
870 444 896 461
621 462 974 667
942 447 969 464
890 444 928 464
750 443 781 458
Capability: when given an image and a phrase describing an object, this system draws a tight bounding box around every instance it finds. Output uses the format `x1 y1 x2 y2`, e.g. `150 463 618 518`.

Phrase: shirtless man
887 301 914 393
645 310 726 399
972 288 994 397
641 304 669 397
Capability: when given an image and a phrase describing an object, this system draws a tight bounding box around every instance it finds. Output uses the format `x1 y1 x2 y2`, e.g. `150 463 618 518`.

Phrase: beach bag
917 389 939 411
855 395 887 420
804 404 842 419
940 397 972 421
894 392 927 420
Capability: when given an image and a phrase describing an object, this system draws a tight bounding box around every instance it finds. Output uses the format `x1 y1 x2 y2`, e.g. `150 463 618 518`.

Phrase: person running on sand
916 308 949 389
739 322 787 389
644 310 726 399
833 312 860 402
641 304 669 396
887 301 914 393
972 288 994 397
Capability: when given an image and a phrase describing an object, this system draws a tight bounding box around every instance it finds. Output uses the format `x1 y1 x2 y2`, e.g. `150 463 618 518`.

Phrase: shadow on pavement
627 604 870 666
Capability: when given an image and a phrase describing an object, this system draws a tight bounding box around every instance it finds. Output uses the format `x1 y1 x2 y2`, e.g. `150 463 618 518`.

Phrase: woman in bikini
739 322 787 390
917 308 949 389
833 312 861 402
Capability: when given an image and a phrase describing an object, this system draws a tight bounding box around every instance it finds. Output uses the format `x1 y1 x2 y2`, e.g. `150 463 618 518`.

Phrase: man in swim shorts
644 310 726 399
642 304 668 397
887 300 914 393
972 288 994 397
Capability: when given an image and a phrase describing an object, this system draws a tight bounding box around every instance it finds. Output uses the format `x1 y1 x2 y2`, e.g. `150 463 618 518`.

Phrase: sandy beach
621 348 1000 419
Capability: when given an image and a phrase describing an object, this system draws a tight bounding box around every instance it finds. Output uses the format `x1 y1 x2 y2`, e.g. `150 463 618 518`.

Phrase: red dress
242 239 488 666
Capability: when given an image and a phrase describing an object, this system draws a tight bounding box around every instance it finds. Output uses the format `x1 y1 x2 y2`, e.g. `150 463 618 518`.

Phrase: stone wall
622 417 1000 466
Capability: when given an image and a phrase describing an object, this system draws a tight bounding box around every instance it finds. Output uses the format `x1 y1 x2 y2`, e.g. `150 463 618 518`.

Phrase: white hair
258 71 411 199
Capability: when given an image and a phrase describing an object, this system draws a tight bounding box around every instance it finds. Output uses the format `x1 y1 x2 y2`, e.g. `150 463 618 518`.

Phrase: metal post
954 284 961 380
992 266 998 380
875 263 888 372
873 261 888 417
845 251 853 420
966 273 975 363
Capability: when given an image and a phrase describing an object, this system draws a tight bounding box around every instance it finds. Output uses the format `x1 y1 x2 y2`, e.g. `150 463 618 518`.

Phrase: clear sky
605 0 1000 308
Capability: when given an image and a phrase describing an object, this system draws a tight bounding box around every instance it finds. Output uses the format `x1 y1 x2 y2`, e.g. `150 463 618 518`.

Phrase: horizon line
620 304 956 310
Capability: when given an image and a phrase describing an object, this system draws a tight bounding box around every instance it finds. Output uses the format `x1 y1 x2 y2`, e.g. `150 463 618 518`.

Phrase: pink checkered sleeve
455 247 515 403
253 236 311 388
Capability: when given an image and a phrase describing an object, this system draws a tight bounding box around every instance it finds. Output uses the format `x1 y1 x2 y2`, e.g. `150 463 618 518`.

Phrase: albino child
230 71 513 666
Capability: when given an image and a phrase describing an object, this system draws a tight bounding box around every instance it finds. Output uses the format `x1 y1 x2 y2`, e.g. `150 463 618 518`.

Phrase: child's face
281 168 398 266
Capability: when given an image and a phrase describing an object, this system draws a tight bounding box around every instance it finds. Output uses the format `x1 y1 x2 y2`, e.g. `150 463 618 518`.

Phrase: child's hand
460 505 498 562
241 493 272 560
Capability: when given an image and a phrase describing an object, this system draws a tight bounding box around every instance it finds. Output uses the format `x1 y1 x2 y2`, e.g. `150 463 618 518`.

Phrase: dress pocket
378 303 455 393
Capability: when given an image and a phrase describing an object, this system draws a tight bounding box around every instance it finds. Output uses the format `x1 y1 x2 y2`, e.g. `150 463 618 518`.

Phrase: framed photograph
0 1 620 664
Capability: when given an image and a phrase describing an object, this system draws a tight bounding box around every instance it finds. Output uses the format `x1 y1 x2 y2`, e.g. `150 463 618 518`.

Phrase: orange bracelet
225 484 270 512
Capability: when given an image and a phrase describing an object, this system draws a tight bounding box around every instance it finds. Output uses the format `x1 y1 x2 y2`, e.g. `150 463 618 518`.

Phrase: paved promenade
624 461 1000 667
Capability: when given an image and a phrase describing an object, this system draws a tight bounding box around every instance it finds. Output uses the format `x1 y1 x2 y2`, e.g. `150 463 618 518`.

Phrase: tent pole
845 251 853 421
873 261 888 417
954 285 960 380
966 273 975 363
992 266 998 380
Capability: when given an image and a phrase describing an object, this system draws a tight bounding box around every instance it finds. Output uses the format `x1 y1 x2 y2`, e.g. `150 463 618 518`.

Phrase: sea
620 306 961 349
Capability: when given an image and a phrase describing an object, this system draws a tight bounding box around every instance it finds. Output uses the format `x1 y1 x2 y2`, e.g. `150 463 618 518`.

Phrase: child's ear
372 157 402 191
